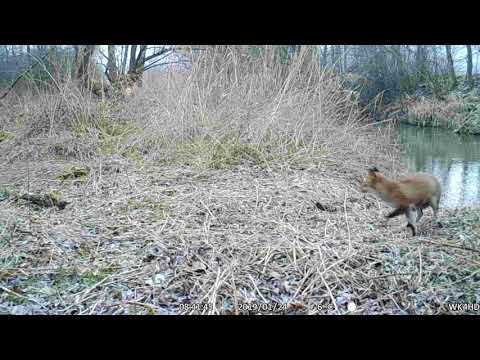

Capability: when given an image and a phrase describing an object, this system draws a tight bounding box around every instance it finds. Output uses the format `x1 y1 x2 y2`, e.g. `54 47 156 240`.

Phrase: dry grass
401 93 480 135
407 95 466 126
1 46 479 315
1 47 395 168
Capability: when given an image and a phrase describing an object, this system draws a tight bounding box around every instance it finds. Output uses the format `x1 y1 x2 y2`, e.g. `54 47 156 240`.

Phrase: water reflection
398 124 480 208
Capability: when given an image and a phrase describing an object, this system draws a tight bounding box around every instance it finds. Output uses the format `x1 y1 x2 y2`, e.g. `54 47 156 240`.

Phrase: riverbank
382 88 480 135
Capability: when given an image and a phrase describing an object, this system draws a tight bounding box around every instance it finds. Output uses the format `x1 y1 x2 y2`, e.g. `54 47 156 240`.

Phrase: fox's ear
368 166 379 174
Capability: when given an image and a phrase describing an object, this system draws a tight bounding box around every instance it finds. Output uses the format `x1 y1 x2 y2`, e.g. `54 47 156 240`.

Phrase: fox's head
360 167 381 193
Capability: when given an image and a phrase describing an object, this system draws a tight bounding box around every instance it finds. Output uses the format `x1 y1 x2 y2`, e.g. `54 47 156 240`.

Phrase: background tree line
0 45 478 106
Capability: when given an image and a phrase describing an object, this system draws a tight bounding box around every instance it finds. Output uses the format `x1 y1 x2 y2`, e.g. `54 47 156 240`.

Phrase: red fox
360 167 441 236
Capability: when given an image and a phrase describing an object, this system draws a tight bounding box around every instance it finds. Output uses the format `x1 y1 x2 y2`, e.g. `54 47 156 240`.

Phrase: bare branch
143 60 189 72
142 52 176 71
135 45 148 66
97 48 109 62
143 47 173 63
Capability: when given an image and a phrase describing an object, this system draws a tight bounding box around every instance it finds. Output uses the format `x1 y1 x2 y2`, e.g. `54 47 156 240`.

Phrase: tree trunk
432 45 438 76
445 45 457 89
73 45 79 61
136 45 147 69
36 46 42 56
121 45 129 74
126 45 147 87
476 48 479 74
74 45 111 96
135 45 147 86
331 45 335 68
335 45 340 72
128 45 137 74
2 46 7 64
415 45 426 78
26 45 31 65
322 45 328 66
392 45 402 72
75 45 96 81
107 45 119 83
466 45 473 89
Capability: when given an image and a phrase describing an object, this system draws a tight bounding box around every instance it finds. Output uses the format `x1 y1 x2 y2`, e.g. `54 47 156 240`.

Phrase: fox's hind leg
430 195 440 219
430 195 442 227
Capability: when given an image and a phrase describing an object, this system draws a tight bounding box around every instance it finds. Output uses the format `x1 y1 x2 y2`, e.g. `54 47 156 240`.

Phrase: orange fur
361 167 441 236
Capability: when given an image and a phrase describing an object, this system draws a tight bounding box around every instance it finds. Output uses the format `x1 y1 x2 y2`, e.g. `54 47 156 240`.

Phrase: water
397 123 480 208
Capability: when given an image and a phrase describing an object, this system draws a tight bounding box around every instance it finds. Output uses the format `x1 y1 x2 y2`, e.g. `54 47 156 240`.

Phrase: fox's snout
360 180 370 193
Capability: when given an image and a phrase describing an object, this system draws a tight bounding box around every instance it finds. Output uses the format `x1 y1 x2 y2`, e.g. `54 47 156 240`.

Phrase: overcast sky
450 45 479 73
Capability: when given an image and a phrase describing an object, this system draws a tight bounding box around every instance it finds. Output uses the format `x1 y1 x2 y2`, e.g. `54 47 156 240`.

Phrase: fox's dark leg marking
406 206 418 236
385 207 406 219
